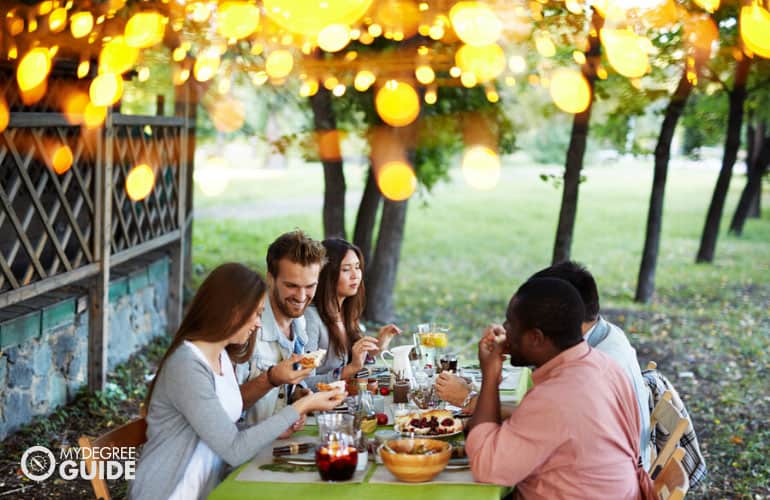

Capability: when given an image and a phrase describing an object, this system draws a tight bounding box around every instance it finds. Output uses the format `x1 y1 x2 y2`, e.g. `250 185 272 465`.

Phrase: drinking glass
315 413 357 481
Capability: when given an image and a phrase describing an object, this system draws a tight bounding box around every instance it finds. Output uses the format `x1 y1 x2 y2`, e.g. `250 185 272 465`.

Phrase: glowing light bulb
415 65 435 84
126 164 155 201
90 72 123 106
50 145 74 174
455 44 505 83
354 70 376 91
424 88 437 104
193 50 221 82
217 2 260 40
462 146 500 190
375 80 420 127
83 103 107 128
601 29 649 78
265 50 294 79
300 79 319 96
377 161 416 201
71 12 94 38
0 97 9 133
549 69 591 114
77 60 90 79
49 8 67 33
449 1 502 46
99 36 139 75
318 24 351 52
125 12 166 48
740 3 770 59
17 47 52 91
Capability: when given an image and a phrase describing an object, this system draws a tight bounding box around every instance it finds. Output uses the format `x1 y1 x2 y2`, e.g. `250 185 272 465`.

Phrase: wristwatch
461 390 478 411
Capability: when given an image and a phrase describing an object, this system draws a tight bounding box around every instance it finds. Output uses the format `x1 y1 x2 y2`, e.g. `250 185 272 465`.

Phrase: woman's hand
434 371 472 407
277 414 307 439
376 324 402 353
349 336 379 370
292 389 346 415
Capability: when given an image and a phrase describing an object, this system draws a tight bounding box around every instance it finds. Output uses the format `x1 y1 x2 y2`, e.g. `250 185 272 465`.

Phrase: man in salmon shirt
465 277 654 499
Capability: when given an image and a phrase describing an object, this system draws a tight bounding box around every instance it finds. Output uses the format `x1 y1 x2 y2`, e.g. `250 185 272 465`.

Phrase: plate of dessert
393 409 465 438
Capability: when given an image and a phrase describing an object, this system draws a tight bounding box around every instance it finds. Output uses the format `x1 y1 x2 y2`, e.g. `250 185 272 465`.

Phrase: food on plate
394 409 464 435
316 380 346 392
300 349 327 368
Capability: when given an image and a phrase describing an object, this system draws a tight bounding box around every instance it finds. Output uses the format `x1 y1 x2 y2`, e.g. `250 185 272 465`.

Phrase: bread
300 349 327 368
316 380 346 392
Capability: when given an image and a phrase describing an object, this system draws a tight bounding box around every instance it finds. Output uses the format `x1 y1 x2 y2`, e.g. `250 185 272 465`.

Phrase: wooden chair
78 417 147 500
648 391 689 479
654 447 689 499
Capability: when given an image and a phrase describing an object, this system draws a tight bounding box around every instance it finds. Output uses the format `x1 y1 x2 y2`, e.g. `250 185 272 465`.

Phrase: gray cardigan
129 343 299 500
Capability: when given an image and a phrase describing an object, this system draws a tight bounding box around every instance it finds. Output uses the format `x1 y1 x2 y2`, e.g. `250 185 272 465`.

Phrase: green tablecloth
209 368 532 500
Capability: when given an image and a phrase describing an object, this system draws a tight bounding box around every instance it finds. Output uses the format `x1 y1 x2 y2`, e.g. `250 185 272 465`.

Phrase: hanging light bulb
549 69 591 114
377 161 417 201
601 29 649 78
740 3 770 59
49 7 68 33
0 97 9 133
455 44 505 83
354 70 376 91
193 50 221 82
217 1 260 40
83 102 107 128
265 50 294 79
126 164 155 201
449 1 502 46
90 72 123 106
415 65 435 84
49 144 74 174
70 11 94 38
375 80 420 127
17 47 52 91
99 36 139 75
125 11 166 48
318 24 351 52
462 145 500 190
693 0 719 13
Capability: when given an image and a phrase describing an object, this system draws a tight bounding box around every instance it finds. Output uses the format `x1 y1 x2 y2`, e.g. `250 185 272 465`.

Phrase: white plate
393 427 464 439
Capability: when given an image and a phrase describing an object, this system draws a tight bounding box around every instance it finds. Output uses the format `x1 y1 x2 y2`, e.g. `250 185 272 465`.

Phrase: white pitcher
380 344 414 385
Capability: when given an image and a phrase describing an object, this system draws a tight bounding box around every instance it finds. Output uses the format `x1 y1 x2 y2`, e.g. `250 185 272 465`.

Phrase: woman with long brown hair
304 239 401 389
131 263 343 500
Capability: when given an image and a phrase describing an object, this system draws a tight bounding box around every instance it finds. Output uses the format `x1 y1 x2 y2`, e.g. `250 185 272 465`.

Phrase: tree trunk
310 87 346 239
696 57 751 263
552 11 604 264
747 122 765 219
729 135 770 235
353 166 382 267
635 70 693 303
364 199 408 323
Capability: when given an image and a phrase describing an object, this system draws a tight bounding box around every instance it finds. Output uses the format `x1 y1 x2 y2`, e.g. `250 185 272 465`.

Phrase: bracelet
266 366 278 387
461 390 478 410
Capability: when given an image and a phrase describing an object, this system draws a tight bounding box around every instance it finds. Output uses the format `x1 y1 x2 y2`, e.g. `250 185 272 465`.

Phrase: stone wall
0 256 169 440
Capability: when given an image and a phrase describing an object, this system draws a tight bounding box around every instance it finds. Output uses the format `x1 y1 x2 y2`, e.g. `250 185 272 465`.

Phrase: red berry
376 413 388 425
379 387 390 396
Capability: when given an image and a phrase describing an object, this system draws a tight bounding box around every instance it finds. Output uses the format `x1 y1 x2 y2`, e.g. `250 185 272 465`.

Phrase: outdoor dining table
209 367 532 500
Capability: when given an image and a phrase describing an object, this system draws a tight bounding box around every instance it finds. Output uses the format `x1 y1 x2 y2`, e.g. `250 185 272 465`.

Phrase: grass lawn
193 158 770 499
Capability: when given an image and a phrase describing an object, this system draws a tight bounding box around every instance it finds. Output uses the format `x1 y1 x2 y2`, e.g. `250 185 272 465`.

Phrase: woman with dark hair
131 263 343 500
304 239 401 389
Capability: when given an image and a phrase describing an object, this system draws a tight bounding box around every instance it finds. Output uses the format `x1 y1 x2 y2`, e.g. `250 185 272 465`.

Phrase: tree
552 10 604 264
636 69 694 302
696 55 751 262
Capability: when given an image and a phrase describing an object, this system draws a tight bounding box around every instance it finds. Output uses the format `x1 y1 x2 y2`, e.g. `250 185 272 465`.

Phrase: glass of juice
315 435 358 481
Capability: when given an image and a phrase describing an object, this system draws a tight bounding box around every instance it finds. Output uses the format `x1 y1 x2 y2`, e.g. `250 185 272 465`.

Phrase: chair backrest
78 417 147 500
654 447 689 500
648 391 689 477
